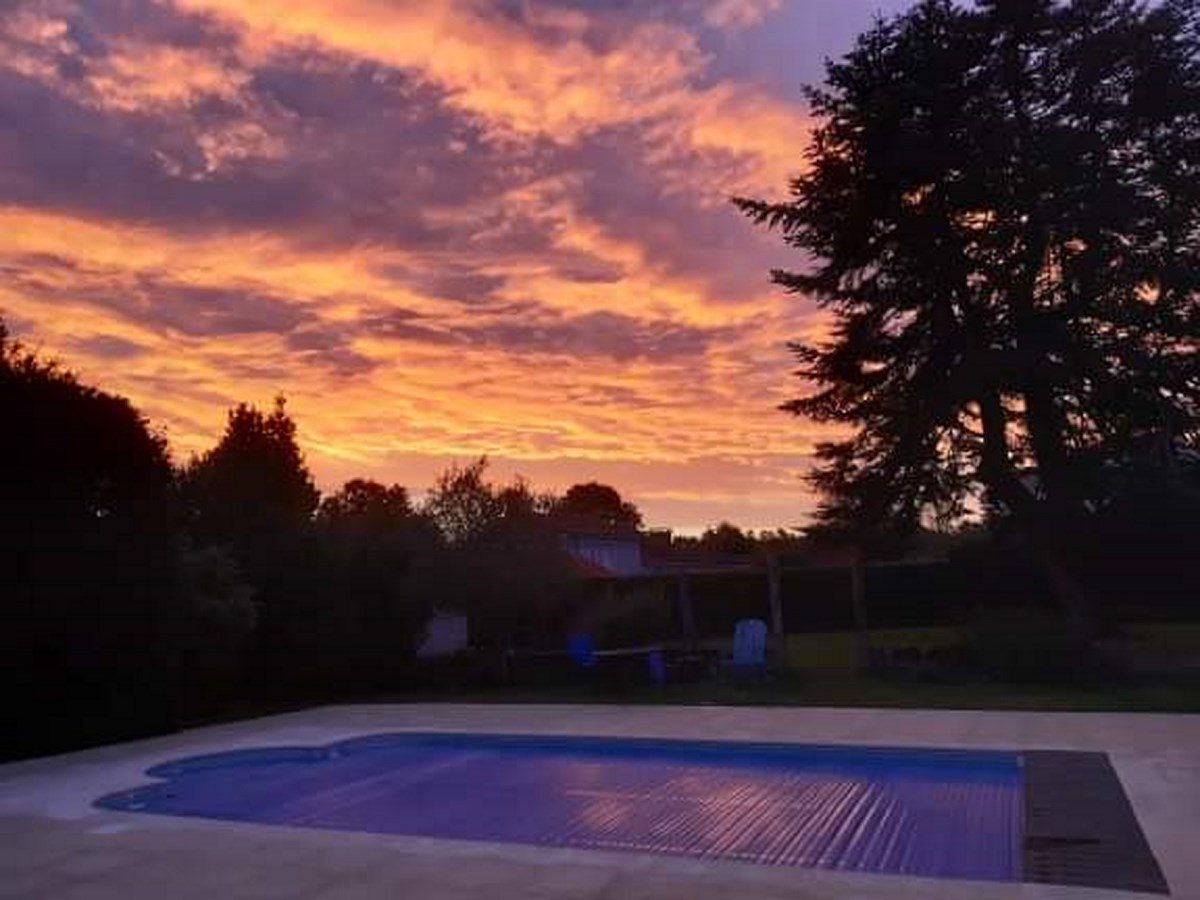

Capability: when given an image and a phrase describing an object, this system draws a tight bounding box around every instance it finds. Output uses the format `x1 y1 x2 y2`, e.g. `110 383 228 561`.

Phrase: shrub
168 540 257 711
966 606 1084 682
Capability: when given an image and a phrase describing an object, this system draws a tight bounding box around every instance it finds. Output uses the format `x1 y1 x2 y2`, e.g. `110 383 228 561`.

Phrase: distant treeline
688 558 1200 641
0 322 653 758
4 317 1199 757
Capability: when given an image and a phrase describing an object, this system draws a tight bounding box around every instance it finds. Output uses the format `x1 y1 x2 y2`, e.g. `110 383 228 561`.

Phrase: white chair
731 618 768 681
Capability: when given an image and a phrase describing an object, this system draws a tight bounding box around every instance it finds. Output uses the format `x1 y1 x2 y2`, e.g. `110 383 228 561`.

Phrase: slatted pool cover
97 733 1022 882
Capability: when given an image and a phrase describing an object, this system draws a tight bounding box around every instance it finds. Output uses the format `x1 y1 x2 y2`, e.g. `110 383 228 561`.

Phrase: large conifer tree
738 0 1199 623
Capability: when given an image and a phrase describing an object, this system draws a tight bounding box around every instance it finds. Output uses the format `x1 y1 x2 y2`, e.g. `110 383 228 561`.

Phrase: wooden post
767 555 784 668
676 574 696 646
849 547 870 671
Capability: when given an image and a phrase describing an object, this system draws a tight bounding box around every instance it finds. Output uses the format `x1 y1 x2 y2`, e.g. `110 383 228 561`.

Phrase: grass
374 671 1200 713
179 623 1200 726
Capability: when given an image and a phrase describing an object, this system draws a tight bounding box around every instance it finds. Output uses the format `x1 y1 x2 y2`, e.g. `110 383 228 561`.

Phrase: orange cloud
174 0 808 194
0 199 828 529
86 41 248 112
0 0 835 531
176 0 693 135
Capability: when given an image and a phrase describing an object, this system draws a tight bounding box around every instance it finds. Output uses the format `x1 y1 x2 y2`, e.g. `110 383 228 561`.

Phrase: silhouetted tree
1 322 177 755
1083 436 1200 614
738 0 1200 630
168 539 257 711
554 481 643 532
318 479 413 530
422 457 504 546
182 397 320 550
181 397 320 688
698 522 756 555
422 459 579 649
750 528 809 557
497 476 558 521
313 480 439 690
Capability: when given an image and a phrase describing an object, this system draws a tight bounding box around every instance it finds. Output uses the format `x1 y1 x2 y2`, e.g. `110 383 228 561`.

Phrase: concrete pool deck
1 703 1198 899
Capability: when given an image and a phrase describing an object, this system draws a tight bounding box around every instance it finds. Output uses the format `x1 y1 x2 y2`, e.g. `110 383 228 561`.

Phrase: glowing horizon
0 0 912 533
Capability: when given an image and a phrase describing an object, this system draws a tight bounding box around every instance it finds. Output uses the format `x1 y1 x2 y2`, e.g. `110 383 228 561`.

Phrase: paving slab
1 703 1198 899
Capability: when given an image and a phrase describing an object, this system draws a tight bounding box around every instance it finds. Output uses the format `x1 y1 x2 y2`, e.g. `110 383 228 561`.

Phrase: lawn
378 672 1200 714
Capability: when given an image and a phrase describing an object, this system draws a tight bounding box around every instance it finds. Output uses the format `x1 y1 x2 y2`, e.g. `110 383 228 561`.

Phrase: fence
588 555 1199 663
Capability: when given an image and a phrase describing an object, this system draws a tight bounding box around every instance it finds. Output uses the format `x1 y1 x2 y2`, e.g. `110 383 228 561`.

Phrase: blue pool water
97 733 1023 882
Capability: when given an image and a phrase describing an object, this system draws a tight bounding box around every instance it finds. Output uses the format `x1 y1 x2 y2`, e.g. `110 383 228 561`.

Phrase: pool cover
97 733 1022 882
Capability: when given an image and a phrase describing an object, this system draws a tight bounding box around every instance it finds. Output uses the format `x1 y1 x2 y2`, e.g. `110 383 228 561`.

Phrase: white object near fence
417 612 469 658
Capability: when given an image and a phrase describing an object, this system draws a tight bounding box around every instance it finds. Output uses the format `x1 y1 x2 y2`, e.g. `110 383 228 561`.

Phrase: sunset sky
1 0 913 532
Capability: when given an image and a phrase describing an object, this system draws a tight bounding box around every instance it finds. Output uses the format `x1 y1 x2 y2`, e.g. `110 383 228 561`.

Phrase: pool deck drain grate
1024 750 1168 894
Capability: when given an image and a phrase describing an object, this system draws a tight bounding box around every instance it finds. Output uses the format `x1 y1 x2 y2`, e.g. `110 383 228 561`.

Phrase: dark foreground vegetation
738 1 1200 652
6 313 1198 763
0 320 648 759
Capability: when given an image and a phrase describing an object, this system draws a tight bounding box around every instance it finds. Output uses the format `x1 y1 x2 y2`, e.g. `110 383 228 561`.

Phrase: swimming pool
97 732 1022 882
